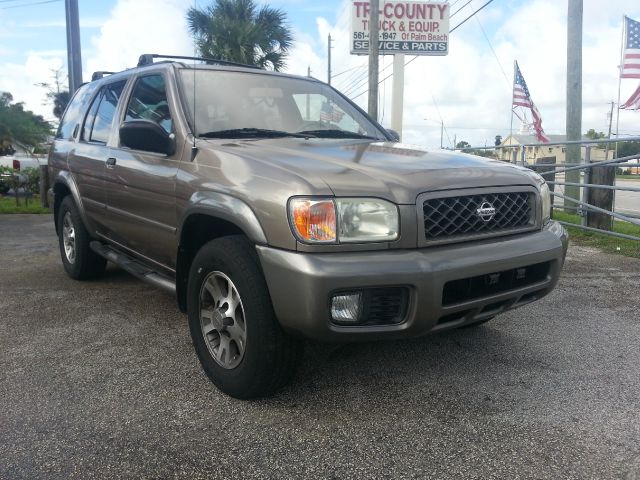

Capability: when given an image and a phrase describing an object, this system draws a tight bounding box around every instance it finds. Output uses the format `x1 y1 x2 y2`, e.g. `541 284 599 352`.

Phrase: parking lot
1 214 639 479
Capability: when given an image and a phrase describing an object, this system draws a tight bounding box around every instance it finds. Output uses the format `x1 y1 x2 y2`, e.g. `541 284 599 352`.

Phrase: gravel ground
1 214 639 479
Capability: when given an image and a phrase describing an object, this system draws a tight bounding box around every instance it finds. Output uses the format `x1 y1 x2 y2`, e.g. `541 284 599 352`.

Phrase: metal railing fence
461 138 640 242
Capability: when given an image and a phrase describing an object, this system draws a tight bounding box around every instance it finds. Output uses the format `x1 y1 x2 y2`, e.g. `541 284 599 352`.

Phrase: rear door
103 72 181 270
67 80 126 234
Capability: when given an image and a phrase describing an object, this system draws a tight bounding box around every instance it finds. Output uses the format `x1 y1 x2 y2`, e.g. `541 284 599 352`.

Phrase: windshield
178 68 386 140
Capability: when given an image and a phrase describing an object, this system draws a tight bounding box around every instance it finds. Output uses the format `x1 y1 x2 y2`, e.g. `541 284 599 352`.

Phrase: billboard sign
351 1 450 55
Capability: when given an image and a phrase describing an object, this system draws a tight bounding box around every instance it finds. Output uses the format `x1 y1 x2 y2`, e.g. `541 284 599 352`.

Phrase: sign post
351 1 450 139
391 53 405 135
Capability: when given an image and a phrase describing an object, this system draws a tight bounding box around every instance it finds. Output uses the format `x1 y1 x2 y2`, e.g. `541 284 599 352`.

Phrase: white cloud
287 0 640 147
85 0 193 75
0 54 64 121
1 0 639 145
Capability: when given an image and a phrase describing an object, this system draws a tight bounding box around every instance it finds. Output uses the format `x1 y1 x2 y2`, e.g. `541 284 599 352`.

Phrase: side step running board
90 241 176 294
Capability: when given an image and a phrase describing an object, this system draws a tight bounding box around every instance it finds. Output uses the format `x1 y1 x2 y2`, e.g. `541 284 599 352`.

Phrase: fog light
330 292 362 324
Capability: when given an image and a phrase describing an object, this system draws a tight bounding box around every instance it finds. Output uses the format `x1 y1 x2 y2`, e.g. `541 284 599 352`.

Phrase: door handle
106 157 116 169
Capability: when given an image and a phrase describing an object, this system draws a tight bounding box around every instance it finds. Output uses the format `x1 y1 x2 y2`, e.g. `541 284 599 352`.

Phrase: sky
0 0 639 148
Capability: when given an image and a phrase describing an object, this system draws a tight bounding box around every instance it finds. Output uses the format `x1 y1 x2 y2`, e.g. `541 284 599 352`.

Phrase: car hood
202 138 538 204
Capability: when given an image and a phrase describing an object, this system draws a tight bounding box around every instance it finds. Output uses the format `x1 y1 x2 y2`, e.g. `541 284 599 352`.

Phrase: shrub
0 166 14 195
22 167 40 193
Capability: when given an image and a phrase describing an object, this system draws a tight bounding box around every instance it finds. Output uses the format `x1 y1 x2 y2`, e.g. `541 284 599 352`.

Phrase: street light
424 118 444 149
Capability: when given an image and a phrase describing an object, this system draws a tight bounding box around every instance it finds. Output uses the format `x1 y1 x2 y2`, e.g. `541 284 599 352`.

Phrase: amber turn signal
289 198 337 243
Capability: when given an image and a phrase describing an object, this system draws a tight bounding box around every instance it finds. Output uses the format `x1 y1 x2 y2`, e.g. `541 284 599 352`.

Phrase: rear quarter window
56 82 100 140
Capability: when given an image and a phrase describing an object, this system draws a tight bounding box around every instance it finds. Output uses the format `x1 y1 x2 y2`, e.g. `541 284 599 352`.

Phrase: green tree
36 68 70 120
616 141 640 159
585 128 606 140
455 140 471 149
187 0 293 71
0 92 52 154
585 128 609 149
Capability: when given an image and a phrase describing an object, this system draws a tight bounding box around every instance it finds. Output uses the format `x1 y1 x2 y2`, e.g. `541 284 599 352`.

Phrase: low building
497 134 609 164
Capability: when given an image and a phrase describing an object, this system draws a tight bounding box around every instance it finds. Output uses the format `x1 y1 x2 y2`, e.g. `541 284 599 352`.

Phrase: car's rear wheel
57 196 106 280
187 235 302 399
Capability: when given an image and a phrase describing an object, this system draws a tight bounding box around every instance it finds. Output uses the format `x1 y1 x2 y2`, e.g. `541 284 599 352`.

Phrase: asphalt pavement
1 215 639 479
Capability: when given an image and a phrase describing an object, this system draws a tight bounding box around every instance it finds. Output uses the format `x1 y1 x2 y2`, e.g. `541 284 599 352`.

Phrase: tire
187 235 302 399
57 196 106 280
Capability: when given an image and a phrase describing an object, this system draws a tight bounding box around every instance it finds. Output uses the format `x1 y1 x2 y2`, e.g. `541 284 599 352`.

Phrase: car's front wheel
187 235 302 399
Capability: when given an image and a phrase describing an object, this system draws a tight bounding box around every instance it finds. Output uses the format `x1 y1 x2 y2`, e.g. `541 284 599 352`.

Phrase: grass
0 195 51 214
552 210 640 258
616 173 640 182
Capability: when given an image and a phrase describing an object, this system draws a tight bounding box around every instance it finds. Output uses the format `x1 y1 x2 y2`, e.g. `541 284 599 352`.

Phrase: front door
104 73 180 271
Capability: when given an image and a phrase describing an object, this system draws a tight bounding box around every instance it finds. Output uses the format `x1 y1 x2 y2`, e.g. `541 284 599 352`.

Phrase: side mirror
386 129 400 142
119 120 175 156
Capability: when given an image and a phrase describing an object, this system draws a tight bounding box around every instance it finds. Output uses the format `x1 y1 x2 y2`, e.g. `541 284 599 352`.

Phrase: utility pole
440 120 444 149
565 0 582 212
65 0 83 94
327 34 332 85
368 0 379 121
605 101 614 161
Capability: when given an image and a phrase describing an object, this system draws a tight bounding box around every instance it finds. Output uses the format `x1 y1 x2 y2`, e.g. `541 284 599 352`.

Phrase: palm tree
186 0 293 71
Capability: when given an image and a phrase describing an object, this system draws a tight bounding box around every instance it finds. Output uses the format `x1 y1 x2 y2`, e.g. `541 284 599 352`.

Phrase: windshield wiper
199 128 315 139
296 129 380 140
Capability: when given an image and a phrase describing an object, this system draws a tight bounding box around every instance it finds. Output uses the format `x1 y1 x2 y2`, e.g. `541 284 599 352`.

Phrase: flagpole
614 15 626 159
509 60 515 140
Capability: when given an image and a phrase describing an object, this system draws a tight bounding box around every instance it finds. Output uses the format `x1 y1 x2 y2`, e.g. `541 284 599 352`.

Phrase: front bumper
258 221 568 342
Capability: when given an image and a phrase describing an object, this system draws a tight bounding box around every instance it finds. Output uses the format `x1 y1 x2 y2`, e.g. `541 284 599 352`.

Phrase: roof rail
91 71 115 81
137 53 260 69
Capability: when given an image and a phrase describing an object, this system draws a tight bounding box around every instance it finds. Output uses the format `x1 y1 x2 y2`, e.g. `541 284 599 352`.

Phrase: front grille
423 192 534 241
442 262 550 306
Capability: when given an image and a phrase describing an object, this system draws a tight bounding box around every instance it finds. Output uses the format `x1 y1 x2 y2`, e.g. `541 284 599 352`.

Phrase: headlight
540 182 551 224
289 197 399 243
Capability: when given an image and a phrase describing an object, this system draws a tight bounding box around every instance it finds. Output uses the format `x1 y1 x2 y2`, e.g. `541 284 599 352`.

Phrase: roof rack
91 71 115 81
137 53 260 69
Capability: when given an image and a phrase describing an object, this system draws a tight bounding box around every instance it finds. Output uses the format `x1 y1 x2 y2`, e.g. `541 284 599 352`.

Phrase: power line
332 63 367 79
475 15 511 87
451 0 475 18
341 70 371 96
334 67 369 92
1 0 60 8
343 59 394 97
450 0 494 33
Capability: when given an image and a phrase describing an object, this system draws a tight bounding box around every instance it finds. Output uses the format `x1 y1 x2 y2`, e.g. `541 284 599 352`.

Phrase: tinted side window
82 91 102 142
56 82 99 140
125 75 173 133
90 82 125 143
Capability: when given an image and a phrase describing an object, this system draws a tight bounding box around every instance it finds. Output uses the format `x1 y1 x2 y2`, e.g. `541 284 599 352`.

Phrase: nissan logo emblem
476 202 496 222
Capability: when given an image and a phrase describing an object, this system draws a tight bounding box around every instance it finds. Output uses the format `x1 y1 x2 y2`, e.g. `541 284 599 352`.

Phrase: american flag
621 83 640 110
512 62 549 143
621 16 640 79
320 101 345 123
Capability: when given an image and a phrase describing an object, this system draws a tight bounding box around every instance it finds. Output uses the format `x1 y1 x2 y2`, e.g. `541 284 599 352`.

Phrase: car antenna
190 0 198 162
